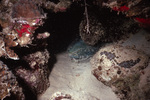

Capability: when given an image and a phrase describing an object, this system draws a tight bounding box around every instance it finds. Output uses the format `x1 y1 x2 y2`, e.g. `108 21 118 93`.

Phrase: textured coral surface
79 8 139 45
12 0 44 19
16 50 50 95
50 92 73 100
0 61 25 100
91 44 149 100
0 0 51 99
79 12 105 45
101 0 150 28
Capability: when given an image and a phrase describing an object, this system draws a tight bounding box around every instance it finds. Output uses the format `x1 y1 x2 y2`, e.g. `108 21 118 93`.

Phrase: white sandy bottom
38 53 119 100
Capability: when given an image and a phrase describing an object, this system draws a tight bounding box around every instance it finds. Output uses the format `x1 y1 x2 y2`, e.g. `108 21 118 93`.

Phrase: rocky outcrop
0 61 25 100
91 44 149 100
79 8 139 46
15 50 50 95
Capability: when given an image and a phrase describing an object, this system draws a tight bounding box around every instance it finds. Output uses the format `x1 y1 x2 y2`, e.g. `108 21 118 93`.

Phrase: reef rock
11 0 45 20
16 49 50 95
139 62 150 100
0 0 48 60
100 0 150 28
0 37 6 57
79 9 139 45
0 61 25 100
10 0 46 47
79 13 105 45
50 92 73 100
90 44 149 100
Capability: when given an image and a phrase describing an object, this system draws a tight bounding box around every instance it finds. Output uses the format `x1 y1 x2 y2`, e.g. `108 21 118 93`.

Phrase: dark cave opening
37 3 84 54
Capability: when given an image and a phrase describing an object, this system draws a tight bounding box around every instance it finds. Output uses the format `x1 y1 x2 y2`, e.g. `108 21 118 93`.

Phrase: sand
38 52 119 100
38 29 150 100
